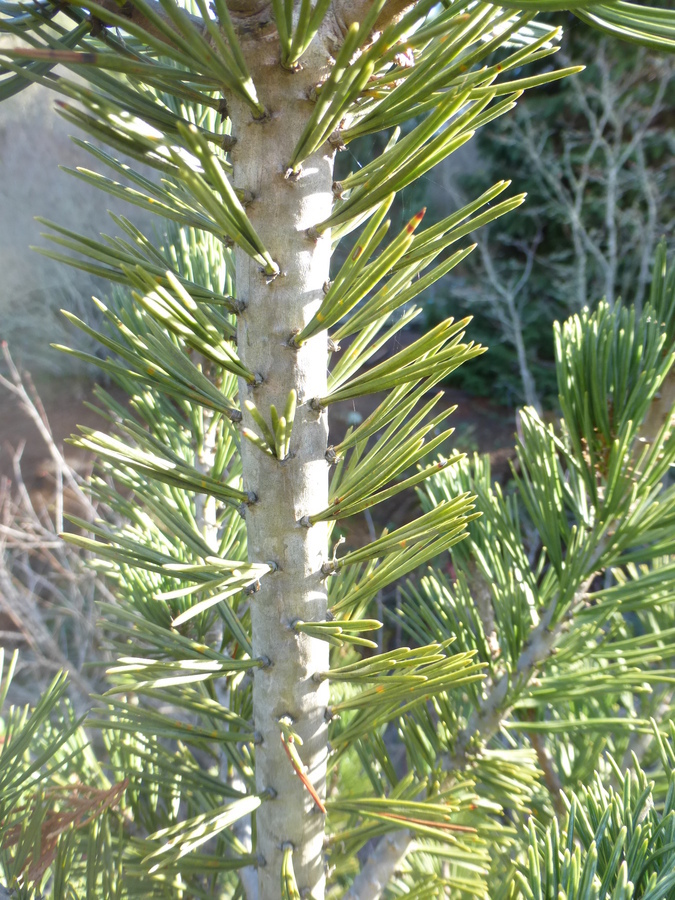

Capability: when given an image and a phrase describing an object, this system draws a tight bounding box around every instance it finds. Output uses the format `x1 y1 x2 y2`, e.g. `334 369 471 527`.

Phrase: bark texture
230 33 334 900
344 830 414 900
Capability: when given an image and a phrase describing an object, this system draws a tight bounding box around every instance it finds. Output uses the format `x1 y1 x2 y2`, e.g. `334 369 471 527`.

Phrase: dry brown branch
1 780 128 884
0 349 110 712
0 343 96 524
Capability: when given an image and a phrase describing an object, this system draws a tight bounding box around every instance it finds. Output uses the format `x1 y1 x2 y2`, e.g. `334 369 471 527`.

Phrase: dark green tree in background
432 23 674 408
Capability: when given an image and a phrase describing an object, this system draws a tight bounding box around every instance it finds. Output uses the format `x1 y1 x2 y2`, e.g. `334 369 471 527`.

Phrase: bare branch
0 469 101 711
0 344 96 522
0 352 107 713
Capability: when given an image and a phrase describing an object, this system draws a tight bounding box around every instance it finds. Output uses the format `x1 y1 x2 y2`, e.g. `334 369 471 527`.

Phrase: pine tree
0 1 674 898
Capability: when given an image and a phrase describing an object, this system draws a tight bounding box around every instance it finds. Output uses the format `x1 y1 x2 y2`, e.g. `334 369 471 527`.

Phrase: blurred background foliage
424 19 674 408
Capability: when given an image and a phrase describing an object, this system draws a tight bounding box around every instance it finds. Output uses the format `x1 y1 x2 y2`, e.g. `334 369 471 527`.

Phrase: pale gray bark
230 37 334 900
451 572 597 768
330 0 415 37
344 830 414 900
194 410 258 899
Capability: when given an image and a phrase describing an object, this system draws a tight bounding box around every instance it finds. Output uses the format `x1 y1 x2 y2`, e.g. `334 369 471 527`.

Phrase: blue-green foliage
515 724 675 899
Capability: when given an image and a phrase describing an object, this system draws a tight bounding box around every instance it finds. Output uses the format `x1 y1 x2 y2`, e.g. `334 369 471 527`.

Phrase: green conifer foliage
0 1 674 898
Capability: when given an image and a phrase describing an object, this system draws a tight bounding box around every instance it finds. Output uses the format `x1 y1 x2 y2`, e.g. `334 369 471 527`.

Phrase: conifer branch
69 0 209 47
345 568 602 896
451 572 598 769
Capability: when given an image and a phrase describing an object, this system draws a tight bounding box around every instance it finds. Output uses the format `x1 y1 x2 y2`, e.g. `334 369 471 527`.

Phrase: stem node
287 329 302 349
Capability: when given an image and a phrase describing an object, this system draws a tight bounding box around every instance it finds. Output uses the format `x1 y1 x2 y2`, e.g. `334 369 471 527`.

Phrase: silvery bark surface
230 34 334 900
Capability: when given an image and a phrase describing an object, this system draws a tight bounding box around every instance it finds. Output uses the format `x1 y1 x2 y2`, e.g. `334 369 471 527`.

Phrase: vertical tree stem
230 41 334 900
